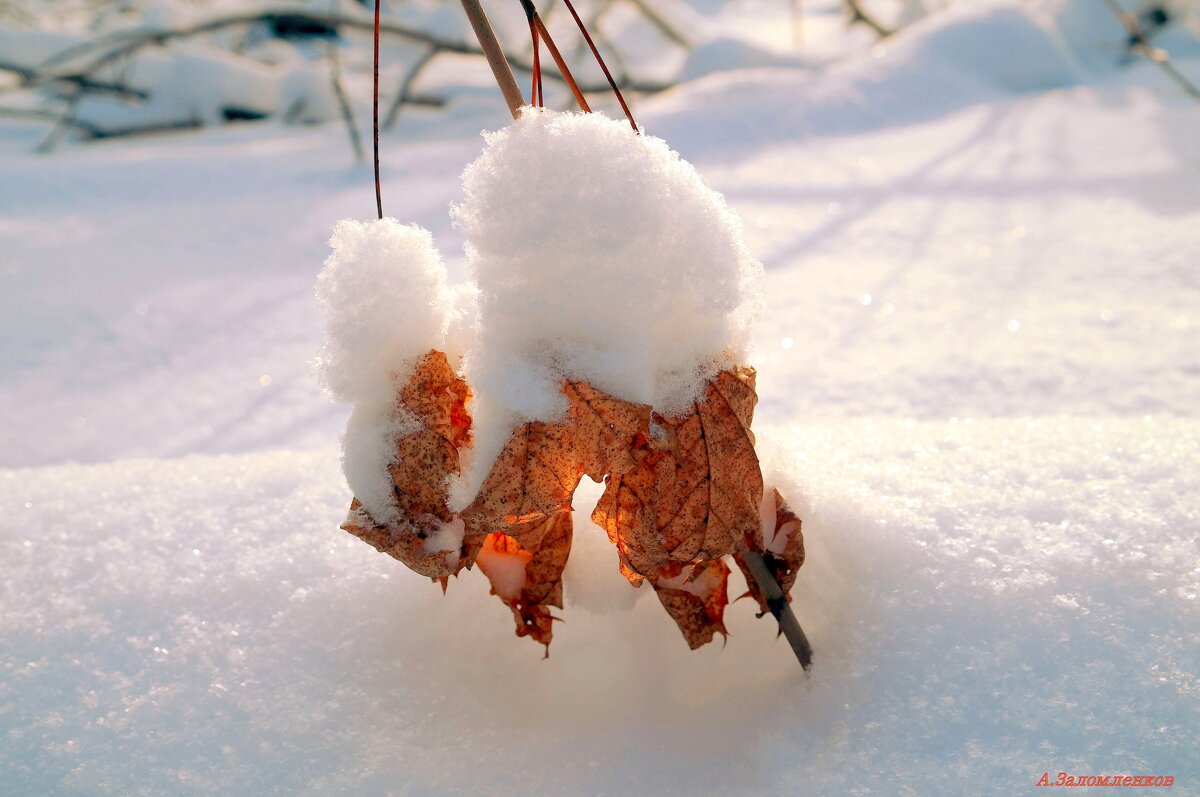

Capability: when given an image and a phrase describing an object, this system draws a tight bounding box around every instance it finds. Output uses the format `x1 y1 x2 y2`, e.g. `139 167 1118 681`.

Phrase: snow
2 419 1196 795
456 108 761 413
475 531 534 600
451 109 763 502
316 217 461 405
339 401 420 527
3 0 1200 793
316 217 468 524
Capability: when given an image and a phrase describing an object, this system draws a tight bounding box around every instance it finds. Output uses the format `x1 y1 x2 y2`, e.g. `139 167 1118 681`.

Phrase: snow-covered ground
2 2 1199 794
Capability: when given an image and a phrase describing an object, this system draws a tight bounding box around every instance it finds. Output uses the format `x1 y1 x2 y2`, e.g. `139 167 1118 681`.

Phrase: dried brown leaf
563 379 652 480
650 559 731 649
340 349 472 580
476 512 573 651
591 366 765 585
342 499 461 579
398 350 472 448
460 420 582 540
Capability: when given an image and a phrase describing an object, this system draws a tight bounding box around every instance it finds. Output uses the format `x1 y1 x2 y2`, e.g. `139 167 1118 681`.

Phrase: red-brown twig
373 0 383 219
529 17 542 106
533 14 590 112
558 0 637 131
519 0 546 107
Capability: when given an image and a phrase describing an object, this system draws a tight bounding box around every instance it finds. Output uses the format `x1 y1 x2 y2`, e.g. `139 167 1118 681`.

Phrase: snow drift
1 419 1196 795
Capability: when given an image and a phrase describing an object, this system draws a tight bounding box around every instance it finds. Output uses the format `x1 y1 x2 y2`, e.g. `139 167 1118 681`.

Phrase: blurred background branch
2 0 1198 152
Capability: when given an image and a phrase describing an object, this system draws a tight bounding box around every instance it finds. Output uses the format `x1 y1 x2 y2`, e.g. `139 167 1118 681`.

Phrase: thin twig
382 46 438 130
1101 0 1200 103
373 0 383 218
592 20 631 88
527 12 542 106
0 59 146 99
534 14 590 111
844 0 892 38
36 87 85 154
740 547 813 671
623 0 690 48
558 0 637 131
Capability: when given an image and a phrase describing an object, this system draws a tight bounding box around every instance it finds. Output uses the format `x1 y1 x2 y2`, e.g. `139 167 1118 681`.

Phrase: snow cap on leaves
450 109 764 507
453 109 764 419
316 218 464 406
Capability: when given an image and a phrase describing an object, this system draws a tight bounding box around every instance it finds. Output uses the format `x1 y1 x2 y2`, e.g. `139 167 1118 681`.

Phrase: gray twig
383 46 438 130
1102 0 1200 103
327 40 365 162
844 0 893 38
740 547 814 672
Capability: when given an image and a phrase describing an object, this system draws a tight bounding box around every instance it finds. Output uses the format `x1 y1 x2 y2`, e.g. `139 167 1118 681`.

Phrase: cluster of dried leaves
342 349 805 653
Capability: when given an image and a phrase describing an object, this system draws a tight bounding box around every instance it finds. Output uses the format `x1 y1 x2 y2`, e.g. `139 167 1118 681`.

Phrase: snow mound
2 418 1196 795
451 109 763 503
888 6 1080 93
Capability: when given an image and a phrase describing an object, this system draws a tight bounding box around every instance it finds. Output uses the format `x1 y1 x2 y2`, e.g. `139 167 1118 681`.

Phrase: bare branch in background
623 0 691 48
36 87 84 154
4 6 671 148
1101 0 1200 103
844 0 893 38
327 40 365 163
382 47 437 130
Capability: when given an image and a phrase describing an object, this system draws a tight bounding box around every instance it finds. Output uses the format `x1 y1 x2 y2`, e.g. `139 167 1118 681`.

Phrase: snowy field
2 1 1199 795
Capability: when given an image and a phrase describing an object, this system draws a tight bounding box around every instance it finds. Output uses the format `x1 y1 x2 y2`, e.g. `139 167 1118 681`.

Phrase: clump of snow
316 218 465 522
424 516 466 557
316 218 460 406
455 109 763 413
339 402 420 526
451 109 763 504
4 0 1200 792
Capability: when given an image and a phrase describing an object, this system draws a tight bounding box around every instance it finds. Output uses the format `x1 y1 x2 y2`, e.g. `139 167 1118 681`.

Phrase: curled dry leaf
340 349 472 580
338 358 807 655
398 350 473 449
591 366 765 587
342 499 462 579
735 487 805 616
461 380 651 548
650 559 732 649
476 512 572 651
